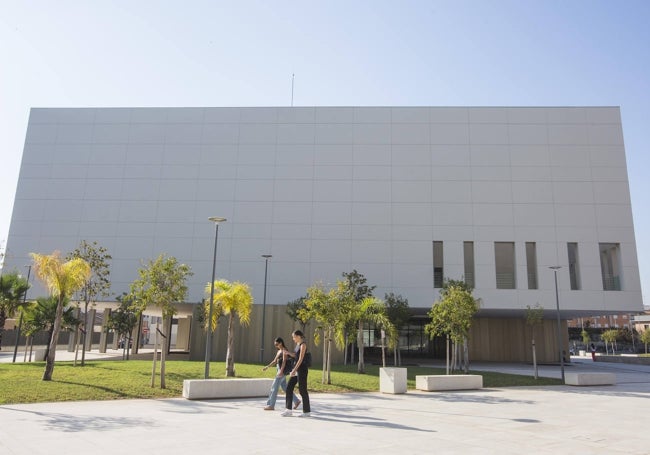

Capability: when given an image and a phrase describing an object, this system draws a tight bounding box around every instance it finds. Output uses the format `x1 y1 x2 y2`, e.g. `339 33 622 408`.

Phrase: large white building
4 106 643 361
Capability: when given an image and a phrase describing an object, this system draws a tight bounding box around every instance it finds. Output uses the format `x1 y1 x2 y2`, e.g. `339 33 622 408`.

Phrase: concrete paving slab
2 352 650 454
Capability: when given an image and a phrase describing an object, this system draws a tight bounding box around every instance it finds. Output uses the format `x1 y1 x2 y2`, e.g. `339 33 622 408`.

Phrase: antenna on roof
291 73 295 107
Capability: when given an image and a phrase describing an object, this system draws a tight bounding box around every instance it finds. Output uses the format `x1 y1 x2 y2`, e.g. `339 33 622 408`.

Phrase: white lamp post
204 217 226 379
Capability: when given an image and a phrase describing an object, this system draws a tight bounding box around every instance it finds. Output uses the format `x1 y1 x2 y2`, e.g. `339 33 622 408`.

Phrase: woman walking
262 337 301 410
281 330 311 417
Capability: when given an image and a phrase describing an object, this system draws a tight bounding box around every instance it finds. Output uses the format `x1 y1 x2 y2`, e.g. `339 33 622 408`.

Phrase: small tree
384 292 410 366
0 271 30 350
300 282 347 385
425 281 479 374
601 329 619 355
204 280 253 377
640 330 650 354
129 254 192 388
581 329 591 347
106 294 138 360
340 270 376 371
286 296 309 332
67 241 112 366
30 251 91 381
525 303 544 379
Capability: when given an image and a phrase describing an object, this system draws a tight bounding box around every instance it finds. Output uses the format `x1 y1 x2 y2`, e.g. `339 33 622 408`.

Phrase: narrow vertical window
599 243 621 290
495 242 516 289
433 241 443 288
463 241 475 288
525 242 538 289
567 242 581 290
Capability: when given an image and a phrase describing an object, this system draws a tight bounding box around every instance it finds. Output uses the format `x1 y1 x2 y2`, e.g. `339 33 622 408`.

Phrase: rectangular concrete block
380 367 407 394
564 372 616 386
183 378 274 400
415 374 483 391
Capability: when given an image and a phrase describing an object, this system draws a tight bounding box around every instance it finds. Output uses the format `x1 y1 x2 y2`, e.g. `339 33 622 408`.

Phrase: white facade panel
4 107 641 317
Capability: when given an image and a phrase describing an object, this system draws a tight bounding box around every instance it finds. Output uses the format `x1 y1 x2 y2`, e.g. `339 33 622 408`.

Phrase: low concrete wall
183 378 273 400
596 355 650 365
415 374 483 391
565 372 616 386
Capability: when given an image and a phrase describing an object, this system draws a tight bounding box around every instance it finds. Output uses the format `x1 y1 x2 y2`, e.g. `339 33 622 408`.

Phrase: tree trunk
151 321 159 387
322 329 328 384
81 301 89 366
43 296 65 380
357 321 365 374
0 310 7 350
160 316 167 389
343 332 348 365
463 338 469 374
326 331 332 384
532 340 538 379
445 334 450 375
226 313 235 377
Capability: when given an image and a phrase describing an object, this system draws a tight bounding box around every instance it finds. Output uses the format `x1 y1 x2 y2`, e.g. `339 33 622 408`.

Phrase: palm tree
204 280 253 377
23 296 81 358
0 271 30 350
353 296 395 373
30 251 91 380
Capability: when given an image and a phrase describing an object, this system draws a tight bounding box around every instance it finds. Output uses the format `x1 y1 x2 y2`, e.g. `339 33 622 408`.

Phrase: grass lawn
0 360 562 405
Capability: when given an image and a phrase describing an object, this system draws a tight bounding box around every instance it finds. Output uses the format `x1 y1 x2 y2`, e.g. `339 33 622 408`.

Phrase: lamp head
208 217 227 224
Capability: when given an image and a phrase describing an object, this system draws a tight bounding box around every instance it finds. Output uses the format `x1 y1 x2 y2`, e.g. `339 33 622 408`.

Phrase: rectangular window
495 242 516 289
599 243 621 290
567 242 581 290
525 242 538 289
463 241 475 288
433 241 444 288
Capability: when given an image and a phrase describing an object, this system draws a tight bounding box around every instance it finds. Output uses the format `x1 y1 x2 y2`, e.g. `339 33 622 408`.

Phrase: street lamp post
204 217 226 379
260 254 272 363
550 266 565 382
12 265 31 363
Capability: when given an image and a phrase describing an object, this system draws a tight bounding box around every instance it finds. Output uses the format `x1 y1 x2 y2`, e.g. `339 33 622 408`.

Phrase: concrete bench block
565 372 616 386
182 378 274 400
380 367 407 394
415 374 483 391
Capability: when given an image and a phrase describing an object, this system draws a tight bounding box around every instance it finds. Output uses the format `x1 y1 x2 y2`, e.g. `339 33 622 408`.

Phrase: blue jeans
267 370 300 408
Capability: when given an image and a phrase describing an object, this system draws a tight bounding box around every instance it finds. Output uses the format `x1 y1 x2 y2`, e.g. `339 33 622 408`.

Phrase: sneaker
297 412 311 418
293 399 301 410
263 406 274 411
280 409 293 417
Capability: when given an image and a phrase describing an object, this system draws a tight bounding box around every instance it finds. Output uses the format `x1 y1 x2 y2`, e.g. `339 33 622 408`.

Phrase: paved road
1 353 649 454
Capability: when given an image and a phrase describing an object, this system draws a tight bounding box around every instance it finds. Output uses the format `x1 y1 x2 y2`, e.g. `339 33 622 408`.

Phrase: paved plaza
1 352 649 454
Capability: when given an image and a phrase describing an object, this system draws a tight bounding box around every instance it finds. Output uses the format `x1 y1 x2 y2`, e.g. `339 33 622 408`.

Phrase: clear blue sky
1 1 648 305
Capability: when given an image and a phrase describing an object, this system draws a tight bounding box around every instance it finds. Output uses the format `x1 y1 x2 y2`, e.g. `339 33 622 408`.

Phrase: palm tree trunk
43 296 65 380
226 313 235 376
